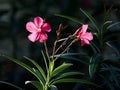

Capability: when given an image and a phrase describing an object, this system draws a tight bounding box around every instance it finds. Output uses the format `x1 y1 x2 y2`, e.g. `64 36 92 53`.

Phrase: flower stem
54 39 78 61
44 42 50 62
54 35 73 55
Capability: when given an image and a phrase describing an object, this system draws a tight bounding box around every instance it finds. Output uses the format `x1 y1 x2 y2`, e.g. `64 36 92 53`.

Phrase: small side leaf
102 21 112 32
25 81 43 90
49 85 58 90
51 63 73 78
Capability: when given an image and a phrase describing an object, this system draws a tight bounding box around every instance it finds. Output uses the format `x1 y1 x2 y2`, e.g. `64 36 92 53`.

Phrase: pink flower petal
41 23 51 32
81 39 90 46
39 33 48 42
28 33 38 42
26 22 37 33
81 24 88 34
81 32 93 40
34 17 43 28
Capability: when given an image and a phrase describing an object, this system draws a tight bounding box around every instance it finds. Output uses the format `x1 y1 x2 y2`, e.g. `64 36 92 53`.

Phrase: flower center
38 28 41 32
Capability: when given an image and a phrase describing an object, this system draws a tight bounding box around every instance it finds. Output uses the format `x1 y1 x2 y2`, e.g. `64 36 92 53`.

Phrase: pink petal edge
81 24 88 34
41 23 51 32
39 33 48 42
26 22 37 33
28 33 38 42
34 17 43 28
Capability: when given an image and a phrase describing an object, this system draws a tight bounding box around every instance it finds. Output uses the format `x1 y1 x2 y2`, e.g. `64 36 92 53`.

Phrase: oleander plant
1 8 120 90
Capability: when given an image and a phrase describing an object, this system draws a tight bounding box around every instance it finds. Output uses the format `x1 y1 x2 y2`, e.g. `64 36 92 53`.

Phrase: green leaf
56 72 84 79
102 21 112 33
2 55 44 86
90 41 100 54
89 55 99 79
80 8 100 33
49 85 58 90
25 81 44 90
106 41 120 55
51 78 97 86
107 22 120 31
32 68 45 84
50 72 84 84
55 14 93 31
24 56 46 82
0 81 23 90
52 53 87 57
61 56 88 65
51 63 73 78
50 53 89 65
55 14 84 25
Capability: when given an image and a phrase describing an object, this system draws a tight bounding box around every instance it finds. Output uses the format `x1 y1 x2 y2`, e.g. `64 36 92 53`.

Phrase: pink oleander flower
26 16 51 43
76 24 93 46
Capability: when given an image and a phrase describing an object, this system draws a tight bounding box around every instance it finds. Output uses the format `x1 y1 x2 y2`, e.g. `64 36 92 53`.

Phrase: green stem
44 60 55 90
44 42 51 62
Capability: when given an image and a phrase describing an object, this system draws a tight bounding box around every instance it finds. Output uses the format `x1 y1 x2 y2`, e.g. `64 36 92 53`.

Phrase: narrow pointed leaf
24 56 46 81
102 21 112 32
51 78 97 86
33 68 45 84
55 14 84 25
55 14 93 31
80 8 100 33
2 55 43 85
107 22 120 31
106 41 120 55
89 57 95 79
0 81 23 90
52 63 73 78
25 81 44 90
50 72 84 84
89 55 99 79
56 72 84 79
61 56 88 65
49 85 58 90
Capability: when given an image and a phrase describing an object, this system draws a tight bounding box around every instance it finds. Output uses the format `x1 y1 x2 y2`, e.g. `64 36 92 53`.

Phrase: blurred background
0 0 120 90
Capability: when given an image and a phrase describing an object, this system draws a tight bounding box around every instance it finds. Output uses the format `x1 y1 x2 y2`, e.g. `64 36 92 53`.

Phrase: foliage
55 8 120 90
1 7 120 90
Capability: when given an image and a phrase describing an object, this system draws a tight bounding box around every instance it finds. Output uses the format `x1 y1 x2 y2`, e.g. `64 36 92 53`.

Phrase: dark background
0 0 120 90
